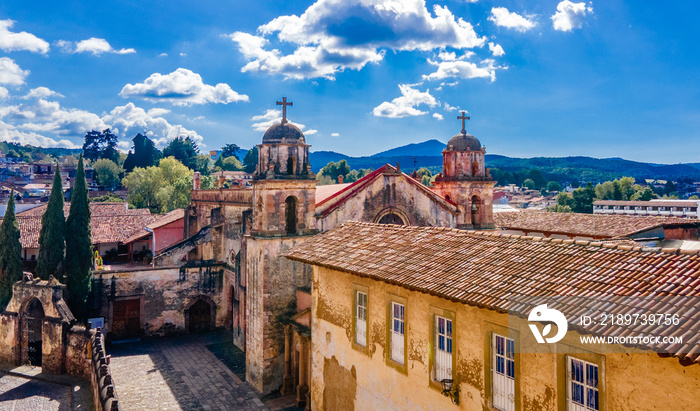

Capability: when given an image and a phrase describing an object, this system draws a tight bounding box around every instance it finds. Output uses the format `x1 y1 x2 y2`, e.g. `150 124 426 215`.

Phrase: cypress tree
0 192 23 310
36 163 65 279
65 155 92 320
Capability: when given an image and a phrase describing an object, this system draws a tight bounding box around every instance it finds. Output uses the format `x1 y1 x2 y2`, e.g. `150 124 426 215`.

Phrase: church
138 97 497 395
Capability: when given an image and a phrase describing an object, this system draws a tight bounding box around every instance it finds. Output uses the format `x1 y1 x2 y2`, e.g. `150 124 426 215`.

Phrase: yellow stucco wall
310 265 700 411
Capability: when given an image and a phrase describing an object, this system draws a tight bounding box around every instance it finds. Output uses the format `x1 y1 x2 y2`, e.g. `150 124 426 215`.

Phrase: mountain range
309 139 700 182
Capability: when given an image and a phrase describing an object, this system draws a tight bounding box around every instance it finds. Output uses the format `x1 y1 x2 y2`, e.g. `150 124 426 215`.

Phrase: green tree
572 183 596 214
163 136 199 169
122 166 162 211
64 155 92 320
690 195 699 200
221 143 240 159
123 133 162 172
613 180 622 200
546 181 562 193
345 168 372 183
123 157 192 213
526 169 547 189
222 156 243 171
36 165 66 279
664 181 677 196
618 177 636 200
317 160 352 183
523 179 535 190
93 159 121 189
82 129 120 163
243 147 258 173
631 187 656 201
0 192 23 310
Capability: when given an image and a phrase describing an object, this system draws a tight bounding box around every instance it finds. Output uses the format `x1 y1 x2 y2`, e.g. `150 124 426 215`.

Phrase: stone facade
0 276 90 376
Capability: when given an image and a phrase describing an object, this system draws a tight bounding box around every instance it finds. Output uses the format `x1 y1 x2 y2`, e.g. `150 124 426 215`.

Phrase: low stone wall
89 328 119 411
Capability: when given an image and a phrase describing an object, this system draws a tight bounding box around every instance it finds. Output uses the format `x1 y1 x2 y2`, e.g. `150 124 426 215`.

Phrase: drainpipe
145 227 155 267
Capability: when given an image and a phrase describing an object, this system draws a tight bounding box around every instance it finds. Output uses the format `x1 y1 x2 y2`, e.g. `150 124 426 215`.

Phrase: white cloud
423 58 499 82
180 52 187 57
250 108 315 134
331 132 340 137
10 97 107 137
372 84 438 118
119 68 249 106
432 113 444 120
488 7 536 32
58 37 136 55
0 57 29 85
443 103 459 111
489 42 505 57
23 87 64 99
551 1 592 32
158 53 168 57
0 87 8 100
0 120 79 148
0 20 49 54
228 0 486 79
103 102 204 148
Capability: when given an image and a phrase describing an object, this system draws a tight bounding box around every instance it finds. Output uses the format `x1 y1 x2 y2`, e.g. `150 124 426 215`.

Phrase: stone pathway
0 366 92 411
108 331 269 411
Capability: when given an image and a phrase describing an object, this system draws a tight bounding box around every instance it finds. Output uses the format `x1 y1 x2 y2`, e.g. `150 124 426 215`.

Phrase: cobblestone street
0 367 91 411
108 331 271 411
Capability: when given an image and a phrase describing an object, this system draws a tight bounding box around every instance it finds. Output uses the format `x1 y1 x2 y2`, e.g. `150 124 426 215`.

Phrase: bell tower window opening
287 157 296 175
472 161 479 176
285 196 298 234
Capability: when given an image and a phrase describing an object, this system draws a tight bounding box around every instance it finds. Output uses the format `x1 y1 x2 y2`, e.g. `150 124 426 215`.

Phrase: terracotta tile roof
494 210 696 239
17 202 149 217
285 221 700 364
595 200 699 208
6 203 157 247
123 209 185 244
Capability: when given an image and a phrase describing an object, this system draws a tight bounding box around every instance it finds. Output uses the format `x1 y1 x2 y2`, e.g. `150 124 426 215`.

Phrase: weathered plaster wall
317 173 458 232
252 180 317 236
245 235 314 395
91 265 227 338
311 265 700 411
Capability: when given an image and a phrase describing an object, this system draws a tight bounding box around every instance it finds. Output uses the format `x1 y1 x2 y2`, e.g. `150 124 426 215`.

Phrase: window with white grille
492 334 515 411
355 291 367 346
433 315 453 382
390 302 404 364
567 357 599 411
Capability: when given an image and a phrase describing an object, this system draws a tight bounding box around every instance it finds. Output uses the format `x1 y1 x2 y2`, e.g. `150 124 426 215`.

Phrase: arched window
471 195 481 227
378 213 405 225
285 196 298 234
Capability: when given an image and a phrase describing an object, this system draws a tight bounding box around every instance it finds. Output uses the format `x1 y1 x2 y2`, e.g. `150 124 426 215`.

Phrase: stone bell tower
432 111 495 229
245 98 317 395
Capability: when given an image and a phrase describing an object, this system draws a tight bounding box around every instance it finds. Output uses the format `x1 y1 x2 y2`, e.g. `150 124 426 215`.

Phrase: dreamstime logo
528 304 568 344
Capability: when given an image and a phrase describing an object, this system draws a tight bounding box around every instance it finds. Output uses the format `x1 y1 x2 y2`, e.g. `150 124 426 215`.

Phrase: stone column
282 324 294 395
296 336 309 407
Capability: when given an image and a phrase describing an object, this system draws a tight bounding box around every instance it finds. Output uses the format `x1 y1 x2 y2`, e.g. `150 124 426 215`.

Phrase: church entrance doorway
21 298 44 366
113 298 141 340
189 299 212 333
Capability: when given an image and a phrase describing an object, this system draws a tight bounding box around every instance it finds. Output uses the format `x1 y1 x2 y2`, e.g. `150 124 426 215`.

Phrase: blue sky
0 0 698 163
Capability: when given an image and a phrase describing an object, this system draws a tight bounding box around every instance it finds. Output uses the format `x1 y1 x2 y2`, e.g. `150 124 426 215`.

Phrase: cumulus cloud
6 97 108 137
489 42 505 57
119 68 249 106
103 102 204 147
488 7 536 32
432 113 443 120
423 57 499 82
551 1 592 32
0 20 49 54
0 87 8 100
0 57 29 85
250 108 316 135
331 132 339 137
23 87 64 99
227 0 486 79
58 37 136 55
372 84 438 118
0 120 79 148
443 103 459 111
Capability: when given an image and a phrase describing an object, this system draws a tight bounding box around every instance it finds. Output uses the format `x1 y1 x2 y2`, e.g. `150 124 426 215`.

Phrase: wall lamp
441 379 459 405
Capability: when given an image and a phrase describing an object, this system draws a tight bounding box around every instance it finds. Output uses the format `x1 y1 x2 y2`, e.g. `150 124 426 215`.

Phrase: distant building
593 200 700 218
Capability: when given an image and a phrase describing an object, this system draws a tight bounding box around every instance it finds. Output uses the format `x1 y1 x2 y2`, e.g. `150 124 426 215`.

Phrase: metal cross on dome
458 111 470 134
276 97 293 123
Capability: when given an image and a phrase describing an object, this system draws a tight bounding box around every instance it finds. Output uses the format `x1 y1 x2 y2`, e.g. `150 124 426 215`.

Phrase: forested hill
309 141 700 182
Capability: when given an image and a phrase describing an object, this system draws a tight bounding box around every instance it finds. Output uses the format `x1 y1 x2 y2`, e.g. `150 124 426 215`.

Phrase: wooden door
189 299 211 333
112 299 140 340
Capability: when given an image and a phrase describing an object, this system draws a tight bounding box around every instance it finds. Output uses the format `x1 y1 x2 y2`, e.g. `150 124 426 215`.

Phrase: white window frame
390 302 405 364
567 356 600 411
492 333 515 411
355 291 367 347
433 315 453 382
